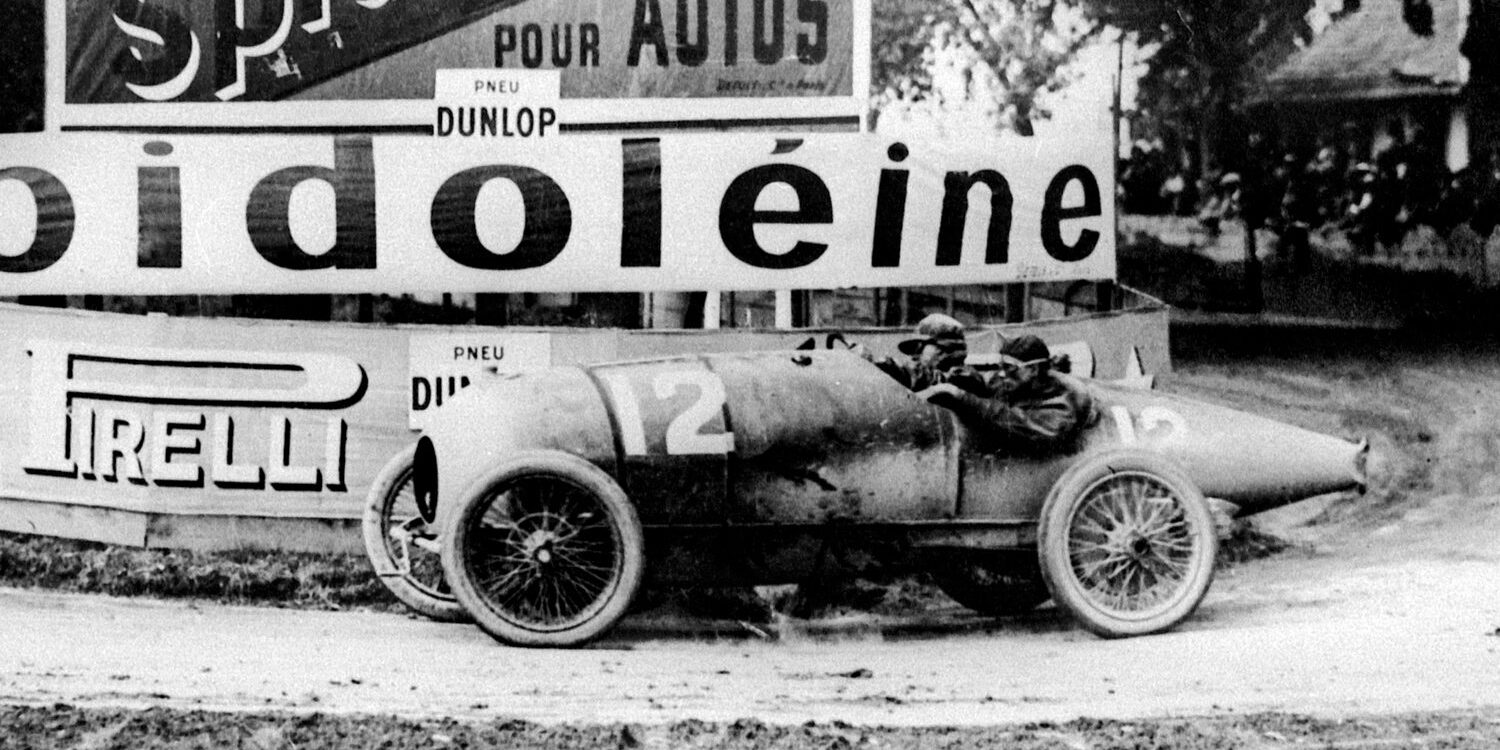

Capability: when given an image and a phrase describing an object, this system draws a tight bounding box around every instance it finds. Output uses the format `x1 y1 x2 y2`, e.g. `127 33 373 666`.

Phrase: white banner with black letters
0 131 1114 294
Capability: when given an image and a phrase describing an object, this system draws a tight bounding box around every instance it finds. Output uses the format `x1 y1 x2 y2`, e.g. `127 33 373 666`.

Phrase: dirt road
4 500 1498 728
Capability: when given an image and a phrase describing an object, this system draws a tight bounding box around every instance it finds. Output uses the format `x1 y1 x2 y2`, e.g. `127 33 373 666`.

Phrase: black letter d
247 135 376 270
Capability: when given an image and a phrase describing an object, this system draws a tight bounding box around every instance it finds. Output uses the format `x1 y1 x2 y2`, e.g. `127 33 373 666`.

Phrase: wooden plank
0 497 148 547
143 513 362 554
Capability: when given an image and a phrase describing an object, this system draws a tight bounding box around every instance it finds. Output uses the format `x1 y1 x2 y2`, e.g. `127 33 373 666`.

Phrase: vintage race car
363 342 1366 647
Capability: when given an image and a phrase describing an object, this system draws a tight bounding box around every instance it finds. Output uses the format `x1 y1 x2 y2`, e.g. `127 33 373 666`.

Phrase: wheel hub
1102 526 1157 561
523 530 560 564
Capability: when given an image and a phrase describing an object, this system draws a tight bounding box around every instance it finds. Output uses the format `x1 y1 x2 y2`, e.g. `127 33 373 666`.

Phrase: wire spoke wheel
1067 473 1198 618
468 475 622 630
1039 449 1216 638
442 451 644 647
385 483 451 596
362 445 467 622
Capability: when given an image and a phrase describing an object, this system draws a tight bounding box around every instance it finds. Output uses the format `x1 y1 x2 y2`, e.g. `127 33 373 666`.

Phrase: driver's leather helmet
1000 334 1051 367
897 313 967 357
998 334 1053 389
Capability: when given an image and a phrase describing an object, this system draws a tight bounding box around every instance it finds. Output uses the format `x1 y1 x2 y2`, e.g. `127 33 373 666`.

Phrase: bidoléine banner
0 132 1115 294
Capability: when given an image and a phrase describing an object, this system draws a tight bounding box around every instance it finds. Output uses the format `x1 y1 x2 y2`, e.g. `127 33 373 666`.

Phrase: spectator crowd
1119 122 1500 270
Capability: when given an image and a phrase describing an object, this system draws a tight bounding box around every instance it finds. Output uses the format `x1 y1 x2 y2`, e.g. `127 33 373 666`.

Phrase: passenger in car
917 334 1096 456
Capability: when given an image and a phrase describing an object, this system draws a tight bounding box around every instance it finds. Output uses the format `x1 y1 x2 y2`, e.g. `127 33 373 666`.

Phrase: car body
379 347 1366 646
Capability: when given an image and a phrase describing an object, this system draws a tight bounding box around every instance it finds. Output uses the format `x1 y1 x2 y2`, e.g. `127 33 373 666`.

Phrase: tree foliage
871 0 1096 134
871 0 1321 164
1090 1 1319 165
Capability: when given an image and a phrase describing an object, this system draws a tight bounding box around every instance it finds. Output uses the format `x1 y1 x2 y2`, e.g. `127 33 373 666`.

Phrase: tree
872 0 1322 173
871 0 1096 134
1090 1 1319 173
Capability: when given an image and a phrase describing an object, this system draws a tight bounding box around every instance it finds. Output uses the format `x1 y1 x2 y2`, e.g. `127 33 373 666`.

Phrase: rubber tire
925 550 1051 616
440 450 645 648
1037 448 1217 638
361 444 468 622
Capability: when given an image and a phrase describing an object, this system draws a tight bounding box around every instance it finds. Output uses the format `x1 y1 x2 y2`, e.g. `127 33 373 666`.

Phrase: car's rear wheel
361 444 468 622
1038 448 1217 638
924 550 1051 616
440 450 645 648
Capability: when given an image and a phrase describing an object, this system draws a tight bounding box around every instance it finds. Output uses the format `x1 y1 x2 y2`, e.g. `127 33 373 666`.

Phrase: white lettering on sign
216 0 297 101
300 0 333 33
600 369 735 456
22 341 364 491
112 10 203 102
107 0 427 102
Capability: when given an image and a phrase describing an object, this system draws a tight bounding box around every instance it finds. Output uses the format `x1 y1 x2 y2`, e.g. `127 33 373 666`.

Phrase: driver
858 313 987 393
917 334 1095 455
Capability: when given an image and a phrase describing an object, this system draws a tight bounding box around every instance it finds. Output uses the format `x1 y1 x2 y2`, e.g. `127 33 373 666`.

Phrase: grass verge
0 532 396 611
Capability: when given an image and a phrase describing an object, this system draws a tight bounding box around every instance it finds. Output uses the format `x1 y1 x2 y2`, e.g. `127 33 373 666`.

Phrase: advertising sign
433 69 561 139
0 312 411 531
0 131 1115 294
408 332 552 428
57 0 864 131
20 340 361 494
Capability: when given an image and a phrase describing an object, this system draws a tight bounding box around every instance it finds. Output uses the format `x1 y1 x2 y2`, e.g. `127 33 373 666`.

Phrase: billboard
0 131 1115 294
56 0 866 132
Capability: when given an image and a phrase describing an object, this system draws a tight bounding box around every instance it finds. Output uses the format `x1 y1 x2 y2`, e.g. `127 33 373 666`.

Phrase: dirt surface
4 704 1500 750
4 332 1500 747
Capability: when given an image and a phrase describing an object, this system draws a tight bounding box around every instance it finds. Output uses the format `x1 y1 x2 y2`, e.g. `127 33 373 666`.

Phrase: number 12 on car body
598 369 736 456
1110 405 1188 445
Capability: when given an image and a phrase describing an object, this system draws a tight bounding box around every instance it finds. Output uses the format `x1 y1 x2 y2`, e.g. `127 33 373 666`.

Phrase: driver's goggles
998 355 1048 375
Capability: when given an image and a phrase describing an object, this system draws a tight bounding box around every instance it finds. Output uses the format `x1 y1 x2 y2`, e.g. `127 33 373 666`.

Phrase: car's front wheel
362 444 468 622
1038 448 1217 638
440 450 645 648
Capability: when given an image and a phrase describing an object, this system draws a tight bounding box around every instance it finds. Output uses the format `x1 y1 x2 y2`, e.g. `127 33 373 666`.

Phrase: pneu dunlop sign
435 70 561 139
408 332 552 429
0 132 1115 294
21 341 365 494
